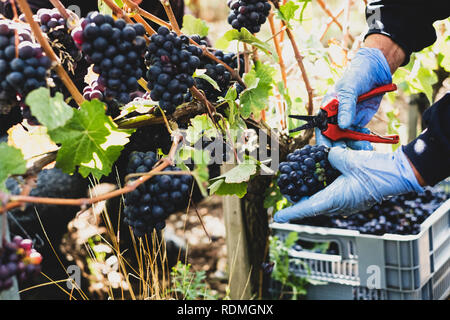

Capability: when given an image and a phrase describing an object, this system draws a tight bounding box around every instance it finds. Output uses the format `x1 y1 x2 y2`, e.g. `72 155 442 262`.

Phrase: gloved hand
273 146 423 223
316 47 392 150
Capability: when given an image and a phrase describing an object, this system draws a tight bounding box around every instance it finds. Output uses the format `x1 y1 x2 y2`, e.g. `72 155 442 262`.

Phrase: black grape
0 236 42 293
277 144 341 202
0 20 51 104
227 0 271 34
145 27 203 114
293 185 448 236
123 151 194 238
73 12 147 105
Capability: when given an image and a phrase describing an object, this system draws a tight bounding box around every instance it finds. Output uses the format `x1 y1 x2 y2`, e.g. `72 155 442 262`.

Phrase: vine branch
0 134 184 215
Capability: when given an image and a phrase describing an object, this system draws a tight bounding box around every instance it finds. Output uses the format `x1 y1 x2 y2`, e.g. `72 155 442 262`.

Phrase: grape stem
270 0 313 115
16 0 85 106
101 0 135 24
317 0 354 43
123 0 172 29
49 0 70 20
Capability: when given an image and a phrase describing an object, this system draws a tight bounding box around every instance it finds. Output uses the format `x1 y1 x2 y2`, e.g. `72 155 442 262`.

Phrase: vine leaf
181 14 209 37
26 88 74 131
185 114 217 144
0 143 26 191
212 157 257 184
215 28 278 61
208 179 247 198
239 61 276 119
98 0 113 15
194 73 221 91
47 99 134 179
276 1 300 26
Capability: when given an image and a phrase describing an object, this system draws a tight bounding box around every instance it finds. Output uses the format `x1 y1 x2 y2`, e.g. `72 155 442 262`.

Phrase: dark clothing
403 94 450 186
365 1 450 186
365 1 450 66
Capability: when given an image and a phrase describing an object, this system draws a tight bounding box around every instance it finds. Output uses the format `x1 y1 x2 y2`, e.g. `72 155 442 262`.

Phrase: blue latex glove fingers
274 147 424 223
273 179 346 222
315 127 332 147
344 127 373 151
335 47 392 129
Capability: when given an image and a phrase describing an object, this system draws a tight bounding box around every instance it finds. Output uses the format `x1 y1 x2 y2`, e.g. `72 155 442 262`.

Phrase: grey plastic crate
269 198 450 300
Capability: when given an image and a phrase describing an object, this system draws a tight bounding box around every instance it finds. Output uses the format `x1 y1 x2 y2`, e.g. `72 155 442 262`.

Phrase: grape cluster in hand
0 20 51 114
124 151 194 238
73 12 147 104
227 0 271 34
277 145 341 202
145 26 202 114
0 236 42 292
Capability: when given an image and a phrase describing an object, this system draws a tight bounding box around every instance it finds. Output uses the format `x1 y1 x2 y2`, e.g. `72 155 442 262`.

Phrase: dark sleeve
365 1 450 65
402 93 450 186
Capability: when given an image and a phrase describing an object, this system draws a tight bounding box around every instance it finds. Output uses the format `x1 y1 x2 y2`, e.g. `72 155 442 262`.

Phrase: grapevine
0 0 446 302
0 236 42 293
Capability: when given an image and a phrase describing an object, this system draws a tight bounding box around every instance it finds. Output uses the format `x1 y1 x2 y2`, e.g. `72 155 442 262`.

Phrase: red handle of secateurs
321 83 400 144
323 124 400 144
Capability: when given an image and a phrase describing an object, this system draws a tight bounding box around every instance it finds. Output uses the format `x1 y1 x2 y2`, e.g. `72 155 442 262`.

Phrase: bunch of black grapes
34 9 83 65
145 26 202 114
32 8 88 102
73 12 147 104
188 46 245 102
296 185 448 236
0 21 51 105
277 145 341 202
227 0 271 34
0 20 52 127
0 236 42 293
123 151 194 238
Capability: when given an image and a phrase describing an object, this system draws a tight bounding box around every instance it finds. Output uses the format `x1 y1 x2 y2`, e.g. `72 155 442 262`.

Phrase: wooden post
221 164 252 299
0 215 20 300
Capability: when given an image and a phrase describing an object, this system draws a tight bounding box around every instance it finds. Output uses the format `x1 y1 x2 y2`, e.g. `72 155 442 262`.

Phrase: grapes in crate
296 185 449 236
277 144 341 202
123 151 194 238
227 0 271 34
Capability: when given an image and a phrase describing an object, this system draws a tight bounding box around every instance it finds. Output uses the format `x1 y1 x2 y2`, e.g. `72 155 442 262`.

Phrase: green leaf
213 160 257 184
0 143 26 191
185 114 217 144
276 1 300 25
48 99 134 179
181 15 209 37
98 0 113 15
194 73 221 91
386 110 401 151
215 28 278 61
284 231 299 248
239 61 276 119
208 179 247 198
25 88 74 131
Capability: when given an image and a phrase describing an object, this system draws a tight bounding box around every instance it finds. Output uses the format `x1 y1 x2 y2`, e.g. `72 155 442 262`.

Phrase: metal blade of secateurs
289 121 317 133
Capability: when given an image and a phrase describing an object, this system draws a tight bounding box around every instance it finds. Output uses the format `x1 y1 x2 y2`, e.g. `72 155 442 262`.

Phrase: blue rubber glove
316 47 392 151
273 147 424 223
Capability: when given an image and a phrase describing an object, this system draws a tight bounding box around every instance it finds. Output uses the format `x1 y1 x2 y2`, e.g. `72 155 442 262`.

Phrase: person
274 1 450 223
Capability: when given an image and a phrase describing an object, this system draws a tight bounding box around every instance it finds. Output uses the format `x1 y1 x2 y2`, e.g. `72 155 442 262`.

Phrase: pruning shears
289 83 399 144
